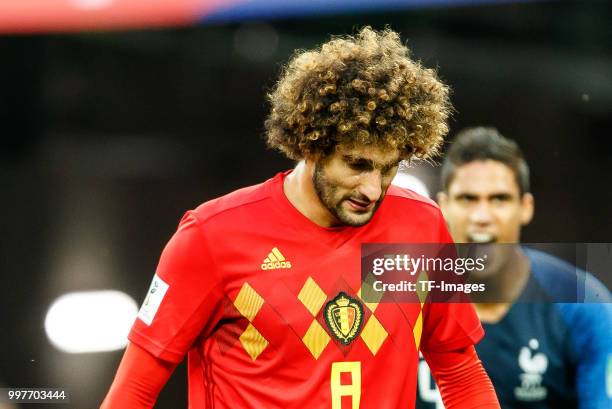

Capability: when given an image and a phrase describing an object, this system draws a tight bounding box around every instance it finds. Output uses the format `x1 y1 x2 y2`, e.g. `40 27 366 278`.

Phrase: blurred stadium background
1 0 610 408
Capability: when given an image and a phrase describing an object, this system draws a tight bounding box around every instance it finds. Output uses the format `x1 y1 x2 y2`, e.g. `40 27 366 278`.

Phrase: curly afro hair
265 27 452 161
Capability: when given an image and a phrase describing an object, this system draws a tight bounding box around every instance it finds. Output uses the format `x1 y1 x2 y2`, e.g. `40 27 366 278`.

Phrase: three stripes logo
261 247 292 270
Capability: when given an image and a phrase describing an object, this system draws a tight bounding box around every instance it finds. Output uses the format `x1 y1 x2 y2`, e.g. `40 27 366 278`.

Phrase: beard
312 162 384 227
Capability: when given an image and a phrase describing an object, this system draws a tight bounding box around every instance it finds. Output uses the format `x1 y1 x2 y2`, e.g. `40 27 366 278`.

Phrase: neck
283 161 339 228
471 246 531 323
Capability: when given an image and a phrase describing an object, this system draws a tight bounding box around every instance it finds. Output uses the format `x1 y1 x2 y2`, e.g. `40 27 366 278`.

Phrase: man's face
312 144 401 227
438 159 534 244
438 160 534 279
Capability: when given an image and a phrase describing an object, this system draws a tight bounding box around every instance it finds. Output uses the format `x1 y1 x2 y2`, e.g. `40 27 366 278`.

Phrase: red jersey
129 171 484 409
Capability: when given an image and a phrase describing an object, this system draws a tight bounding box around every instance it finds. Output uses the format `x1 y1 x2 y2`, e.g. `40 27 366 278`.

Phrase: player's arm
559 301 612 409
102 210 223 407
423 345 500 409
100 342 177 409
420 212 499 407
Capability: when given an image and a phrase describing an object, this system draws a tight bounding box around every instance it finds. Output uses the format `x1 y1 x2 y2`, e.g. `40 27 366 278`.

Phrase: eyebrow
342 155 400 170
453 192 516 200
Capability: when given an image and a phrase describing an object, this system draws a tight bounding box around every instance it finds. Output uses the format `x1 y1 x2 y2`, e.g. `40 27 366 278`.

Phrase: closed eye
455 194 479 202
490 193 513 203
343 155 399 174
346 159 373 172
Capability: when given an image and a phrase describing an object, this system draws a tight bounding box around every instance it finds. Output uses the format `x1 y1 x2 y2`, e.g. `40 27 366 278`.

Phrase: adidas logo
261 247 292 270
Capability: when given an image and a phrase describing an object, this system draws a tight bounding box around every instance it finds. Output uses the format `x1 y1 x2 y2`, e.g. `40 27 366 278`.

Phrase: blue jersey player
416 127 611 409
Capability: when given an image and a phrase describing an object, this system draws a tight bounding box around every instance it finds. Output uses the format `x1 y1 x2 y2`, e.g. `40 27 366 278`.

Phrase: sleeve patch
137 274 169 326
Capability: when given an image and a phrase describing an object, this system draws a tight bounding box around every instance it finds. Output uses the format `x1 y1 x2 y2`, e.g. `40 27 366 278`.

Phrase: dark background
1 1 611 408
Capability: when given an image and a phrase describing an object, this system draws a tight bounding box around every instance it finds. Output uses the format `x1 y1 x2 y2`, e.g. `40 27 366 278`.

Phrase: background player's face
438 160 533 278
438 159 534 244
312 144 400 227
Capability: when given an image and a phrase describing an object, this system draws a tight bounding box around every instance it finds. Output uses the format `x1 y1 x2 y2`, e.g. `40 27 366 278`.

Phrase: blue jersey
416 249 612 409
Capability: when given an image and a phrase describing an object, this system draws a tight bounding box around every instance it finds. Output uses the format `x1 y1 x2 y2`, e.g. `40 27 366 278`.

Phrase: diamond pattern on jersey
356 282 389 355
413 270 430 350
357 273 385 313
413 311 424 350
357 269 428 353
234 283 264 321
298 277 330 359
360 313 388 355
302 320 330 359
233 283 268 360
239 324 269 361
232 277 410 360
298 277 327 317
415 270 430 305
296 276 396 358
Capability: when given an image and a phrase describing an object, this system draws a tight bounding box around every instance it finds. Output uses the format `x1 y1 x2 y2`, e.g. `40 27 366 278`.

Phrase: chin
338 211 375 227
468 269 500 281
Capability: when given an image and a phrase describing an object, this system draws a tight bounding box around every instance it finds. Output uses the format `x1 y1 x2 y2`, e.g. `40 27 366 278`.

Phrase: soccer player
101 28 500 409
416 127 612 409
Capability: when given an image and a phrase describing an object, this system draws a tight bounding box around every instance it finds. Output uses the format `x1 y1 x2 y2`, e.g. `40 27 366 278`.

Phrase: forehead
449 160 520 195
334 143 401 166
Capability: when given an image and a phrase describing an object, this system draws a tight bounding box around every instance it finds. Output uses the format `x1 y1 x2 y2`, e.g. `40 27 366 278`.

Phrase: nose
469 200 494 226
358 171 383 203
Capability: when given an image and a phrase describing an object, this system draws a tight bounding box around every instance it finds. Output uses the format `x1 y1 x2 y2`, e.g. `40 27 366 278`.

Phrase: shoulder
526 248 611 303
527 249 578 292
183 174 280 232
527 248 575 275
195 182 270 222
375 186 447 241
384 185 442 218
525 249 612 345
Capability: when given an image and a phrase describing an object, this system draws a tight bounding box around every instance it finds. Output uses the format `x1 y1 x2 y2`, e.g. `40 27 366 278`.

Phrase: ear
520 192 534 226
303 151 325 166
301 152 318 173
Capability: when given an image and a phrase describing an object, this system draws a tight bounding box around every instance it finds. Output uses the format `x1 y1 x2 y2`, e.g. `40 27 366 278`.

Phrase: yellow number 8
330 361 361 409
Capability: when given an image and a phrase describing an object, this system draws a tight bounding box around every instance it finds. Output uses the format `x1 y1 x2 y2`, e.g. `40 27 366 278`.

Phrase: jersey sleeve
420 302 484 353
424 345 500 409
420 213 484 353
128 210 224 363
557 301 612 409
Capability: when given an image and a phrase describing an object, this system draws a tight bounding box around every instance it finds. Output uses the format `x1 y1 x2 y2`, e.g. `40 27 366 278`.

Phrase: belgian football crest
324 292 364 345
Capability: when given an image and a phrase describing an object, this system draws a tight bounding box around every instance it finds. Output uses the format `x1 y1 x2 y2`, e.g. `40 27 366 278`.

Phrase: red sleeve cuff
425 345 500 409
